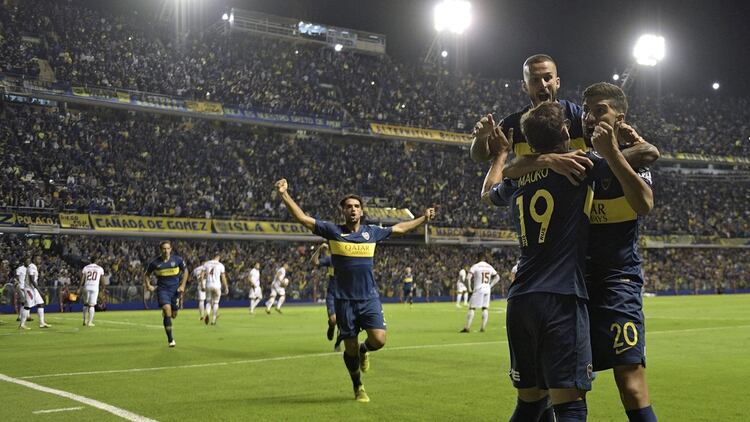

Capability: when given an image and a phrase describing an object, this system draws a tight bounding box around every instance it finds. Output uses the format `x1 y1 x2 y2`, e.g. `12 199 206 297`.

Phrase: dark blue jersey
313 220 392 300
500 100 586 157
491 152 609 299
587 167 653 283
402 273 414 286
146 255 186 289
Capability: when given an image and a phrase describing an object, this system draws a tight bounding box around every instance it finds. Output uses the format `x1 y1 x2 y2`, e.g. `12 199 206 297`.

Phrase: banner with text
370 123 472 144
366 207 413 222
213 219 314 236
661 152 750 165
428 226 517 242
90 215 211 233
642 235 750 247
59 213 92 229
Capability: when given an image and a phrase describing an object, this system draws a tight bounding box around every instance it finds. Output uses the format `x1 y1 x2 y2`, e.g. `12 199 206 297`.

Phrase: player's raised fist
591 122 618 159
274 179 288 194
472 114 496 139
424 208 436 221
488 126 511 156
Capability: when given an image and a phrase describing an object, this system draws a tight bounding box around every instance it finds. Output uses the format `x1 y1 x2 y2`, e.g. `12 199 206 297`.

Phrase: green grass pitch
2 294 749 421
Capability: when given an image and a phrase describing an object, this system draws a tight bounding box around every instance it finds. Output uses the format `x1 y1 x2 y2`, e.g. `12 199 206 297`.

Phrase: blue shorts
506 293 593 390
335 298 386 339
403 284 414 296
157 285 179 309
325 284 335 317
587 278 646 371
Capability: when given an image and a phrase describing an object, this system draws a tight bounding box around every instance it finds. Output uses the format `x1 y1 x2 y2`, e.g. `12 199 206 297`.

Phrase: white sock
456 295 461 306
212 303 219 322
251 298 261 312
198 300 205 317
481 309 489 330
276 296 285 309
463 293 468 305
88 306 96 325
20 308 29 326
465 309 475 329
38 308 46 325
266 297 275 309
83 307 89 324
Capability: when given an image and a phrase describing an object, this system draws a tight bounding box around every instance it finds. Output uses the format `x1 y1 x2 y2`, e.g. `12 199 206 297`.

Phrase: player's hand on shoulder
274 178 288 194
591 122 618 159
472 114 495 140
547 150 593 186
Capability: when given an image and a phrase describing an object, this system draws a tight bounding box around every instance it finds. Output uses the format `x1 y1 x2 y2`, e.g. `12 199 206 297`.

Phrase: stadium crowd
1 235 748 308
1 1 749 156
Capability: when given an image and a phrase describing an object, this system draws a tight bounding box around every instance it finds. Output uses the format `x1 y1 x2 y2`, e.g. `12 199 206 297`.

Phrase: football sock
38 307 46 325
626 405 657 422
83 307 88 324
343 352 362 389
266 297 275 310
360 339 382 353
509 397 548 422
88 306 95 324
163 316 173 342
198 300 205 317
212 303 219 323
465 309 475 329
20 308 30 326
481 309 489 330
553 399 587 422
456 295 461 306
276 296 285 309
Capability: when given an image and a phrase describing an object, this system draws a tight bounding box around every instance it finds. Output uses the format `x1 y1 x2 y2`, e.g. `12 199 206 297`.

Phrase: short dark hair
339 194 364 209
523 54 556 71
158 240 172 248
520 102 568 153
583 82 628 114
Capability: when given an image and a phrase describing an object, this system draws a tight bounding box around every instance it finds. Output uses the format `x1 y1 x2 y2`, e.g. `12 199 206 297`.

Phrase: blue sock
342 353 361 389
163 316 173 342
553 399 587 422
509 397 547 422
626 405 657 422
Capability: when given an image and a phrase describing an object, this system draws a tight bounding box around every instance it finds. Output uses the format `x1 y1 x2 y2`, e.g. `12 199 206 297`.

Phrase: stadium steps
35 59 56 82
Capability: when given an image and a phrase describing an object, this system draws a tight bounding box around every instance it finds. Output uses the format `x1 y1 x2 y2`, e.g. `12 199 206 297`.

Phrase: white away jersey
249 268 260 288
15 265 28 288
27 263 39 285
468 261 498 293
203 260 225 289
82 264 105 288
272 267 286 288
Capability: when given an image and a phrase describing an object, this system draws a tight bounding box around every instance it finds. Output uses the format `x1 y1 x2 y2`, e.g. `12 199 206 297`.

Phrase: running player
275 178 435 403
203 254 228 325
144 241 188 347
265 264 288 314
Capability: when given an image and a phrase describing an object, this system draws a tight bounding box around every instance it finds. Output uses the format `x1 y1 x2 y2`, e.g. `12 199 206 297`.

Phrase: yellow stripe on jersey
155 267 180 277
514 137 588 156
329 240 376 258
583 186 595 218
403 276 413 284
589 197 638 224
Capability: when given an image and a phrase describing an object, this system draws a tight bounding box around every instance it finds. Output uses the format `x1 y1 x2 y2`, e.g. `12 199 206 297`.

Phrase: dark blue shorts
403 284 414 296
325 284 335 317
506 293 593 390
587 278 646 371
157 285 179 309
335 297 386 339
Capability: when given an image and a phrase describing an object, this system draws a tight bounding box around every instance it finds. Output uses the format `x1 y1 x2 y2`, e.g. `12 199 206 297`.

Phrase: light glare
441 50 448 58
612 73 620 81
633 34 665 66
712 82 720 90
434 1 472 34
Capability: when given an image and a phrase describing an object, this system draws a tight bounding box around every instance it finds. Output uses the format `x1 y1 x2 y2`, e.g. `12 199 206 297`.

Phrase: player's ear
521 80 529 94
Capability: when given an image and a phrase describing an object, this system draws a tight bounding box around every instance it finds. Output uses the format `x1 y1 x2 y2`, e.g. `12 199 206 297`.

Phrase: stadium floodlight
334 43 343 52
633 34 665 66
228 12 234 24
221 13 229 21
434 0 472 34
441 50 448 58
712 82 720 90
612 73 620 81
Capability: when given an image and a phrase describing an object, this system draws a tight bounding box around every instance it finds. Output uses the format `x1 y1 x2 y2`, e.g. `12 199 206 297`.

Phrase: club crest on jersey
362 232 370 240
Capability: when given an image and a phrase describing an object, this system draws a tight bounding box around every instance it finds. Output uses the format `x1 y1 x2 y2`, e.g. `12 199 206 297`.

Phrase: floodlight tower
619 34 666 92
425 0 472 72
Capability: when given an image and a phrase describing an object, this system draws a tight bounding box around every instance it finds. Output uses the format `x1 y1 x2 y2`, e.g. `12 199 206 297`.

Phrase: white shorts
206 286 222 304
22 288 44 308
269 286 285 298
197 289 206 301
469 291 490 309
457 282 467 293
83 288 99 306
249 286 262 299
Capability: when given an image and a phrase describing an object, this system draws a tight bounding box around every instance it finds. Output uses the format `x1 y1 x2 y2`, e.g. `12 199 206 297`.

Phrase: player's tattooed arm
618 122 660 168
275 178 316 230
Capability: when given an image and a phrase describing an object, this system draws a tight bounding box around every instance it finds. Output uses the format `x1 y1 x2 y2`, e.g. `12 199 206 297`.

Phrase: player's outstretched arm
391 208 436 236
275 178 315 230
592 122 653 215
480 127 511 205
310 243 327 265
618 123 660 168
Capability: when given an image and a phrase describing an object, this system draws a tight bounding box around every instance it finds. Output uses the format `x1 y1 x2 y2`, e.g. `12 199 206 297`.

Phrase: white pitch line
0 373 157 422
54 316 164 329
33 406 84 414
18 323 750 381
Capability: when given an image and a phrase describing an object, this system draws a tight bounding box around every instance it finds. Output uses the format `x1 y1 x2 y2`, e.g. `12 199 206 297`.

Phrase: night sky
91 0 750 97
